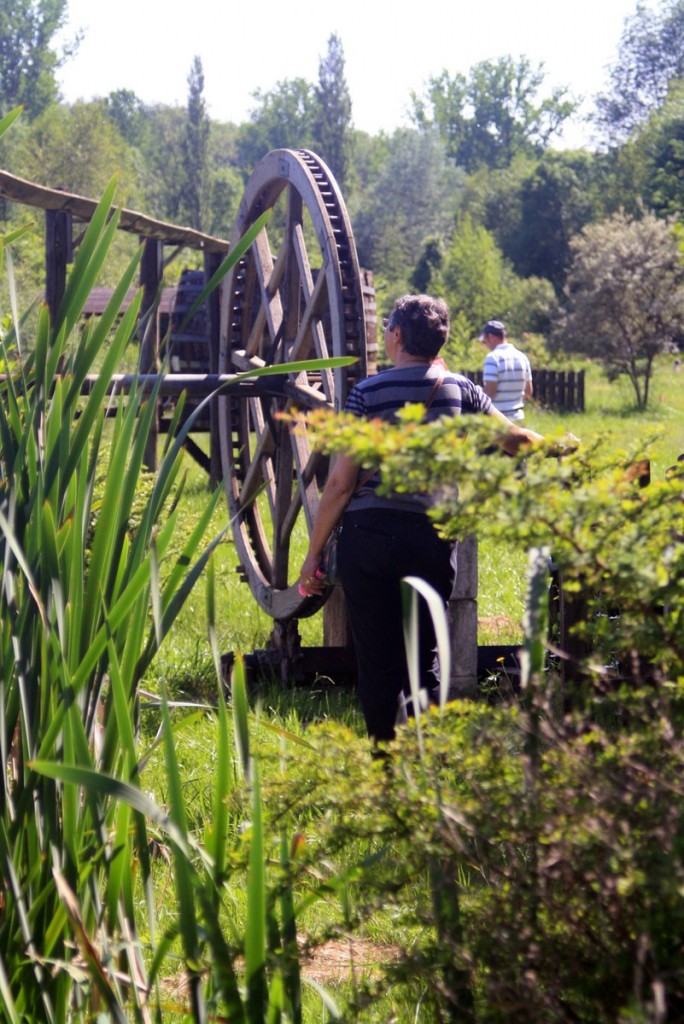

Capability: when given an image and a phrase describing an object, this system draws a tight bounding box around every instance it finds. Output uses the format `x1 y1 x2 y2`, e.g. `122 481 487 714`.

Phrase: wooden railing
464 368 586 413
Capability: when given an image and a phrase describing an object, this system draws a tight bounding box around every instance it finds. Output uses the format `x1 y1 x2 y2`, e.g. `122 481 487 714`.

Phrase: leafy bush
269 681 684 1022
298 405 684 686
272 394 684 1020
0 165 233 1018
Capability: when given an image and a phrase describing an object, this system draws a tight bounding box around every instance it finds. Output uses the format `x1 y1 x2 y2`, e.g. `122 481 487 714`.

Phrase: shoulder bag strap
424 373 443 412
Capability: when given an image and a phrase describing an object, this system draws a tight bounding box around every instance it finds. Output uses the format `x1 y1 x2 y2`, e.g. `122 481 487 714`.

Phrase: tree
204 121 244 238
428 215 556 364
135 103 187 221
436 215 513 342
10 100 142 203
411 56 575 171
0 0 78 119
103 88 147 147
558 210 684 408
411 236 444 294
461 151 603 297
496 152 601 294
236 78 316 171
313 33 353 188
633 79 684 217
2 101 144 297
351 128 464 302
180 56 210 230
595 0 684 142
601 78 684 221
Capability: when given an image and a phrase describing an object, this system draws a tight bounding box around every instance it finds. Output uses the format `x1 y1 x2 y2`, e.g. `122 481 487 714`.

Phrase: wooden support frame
204 251 223 486
140 237 163 471
45 208 72 331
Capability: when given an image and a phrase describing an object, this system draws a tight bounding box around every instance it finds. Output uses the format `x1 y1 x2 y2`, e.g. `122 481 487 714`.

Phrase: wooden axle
0 372 334 411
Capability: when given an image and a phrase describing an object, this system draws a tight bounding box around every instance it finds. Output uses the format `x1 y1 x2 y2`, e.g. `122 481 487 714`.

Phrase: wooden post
567 372 576 412
45 209 72 331
204 250 222 487
361 269 378 377
140 237 163 472
449 534 479 697
323 586 353 649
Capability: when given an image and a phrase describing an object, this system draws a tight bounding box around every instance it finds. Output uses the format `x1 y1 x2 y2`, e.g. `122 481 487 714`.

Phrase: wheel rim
218 149 366 619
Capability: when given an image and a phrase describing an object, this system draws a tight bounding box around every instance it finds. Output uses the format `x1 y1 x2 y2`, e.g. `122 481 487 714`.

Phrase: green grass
150 355 684 674
525 357 684 477
126 354 684 1020
478 357 684 644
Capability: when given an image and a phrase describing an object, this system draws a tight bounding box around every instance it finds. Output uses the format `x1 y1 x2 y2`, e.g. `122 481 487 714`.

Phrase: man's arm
524 379 533 400
487 406 579 456
483 352 498 399
487 406 543 454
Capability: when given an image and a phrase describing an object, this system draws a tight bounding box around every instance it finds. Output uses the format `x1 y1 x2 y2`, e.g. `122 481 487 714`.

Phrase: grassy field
135 354 684 1018
150 354 684 692
479 358 684 641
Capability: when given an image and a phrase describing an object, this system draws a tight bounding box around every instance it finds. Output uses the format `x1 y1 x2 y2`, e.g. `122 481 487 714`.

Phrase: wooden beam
204 251 222 486
140 238 162 471
0 169 229 254
45 209 71 330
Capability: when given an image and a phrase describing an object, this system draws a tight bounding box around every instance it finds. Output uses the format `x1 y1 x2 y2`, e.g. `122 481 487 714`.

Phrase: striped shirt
345 364 492 513
482 342 532 421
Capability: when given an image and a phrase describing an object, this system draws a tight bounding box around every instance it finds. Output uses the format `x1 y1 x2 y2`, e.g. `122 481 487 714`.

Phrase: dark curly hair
388 294 449 359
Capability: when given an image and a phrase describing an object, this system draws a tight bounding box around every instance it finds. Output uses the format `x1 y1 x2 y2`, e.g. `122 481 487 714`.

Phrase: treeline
0 0 683 406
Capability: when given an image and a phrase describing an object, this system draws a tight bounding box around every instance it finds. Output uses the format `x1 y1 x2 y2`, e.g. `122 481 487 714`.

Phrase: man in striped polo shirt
480 319 533 422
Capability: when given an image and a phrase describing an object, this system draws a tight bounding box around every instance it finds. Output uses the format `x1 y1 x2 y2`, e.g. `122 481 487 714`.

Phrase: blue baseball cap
479 320 506 340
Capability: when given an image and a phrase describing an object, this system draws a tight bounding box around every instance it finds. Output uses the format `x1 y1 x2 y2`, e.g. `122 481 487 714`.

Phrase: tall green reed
0 110 352 1019
0 171 225 1022
400 576 476 1018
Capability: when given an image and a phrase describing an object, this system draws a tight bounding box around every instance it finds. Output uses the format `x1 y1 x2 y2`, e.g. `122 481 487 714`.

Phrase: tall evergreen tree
180 55 210 230
313 33 353 187
0 0 78 119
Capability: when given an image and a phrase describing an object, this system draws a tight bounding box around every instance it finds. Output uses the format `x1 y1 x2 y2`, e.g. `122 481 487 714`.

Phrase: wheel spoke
290 224 334 402
238 401 277 511
252 229 284 360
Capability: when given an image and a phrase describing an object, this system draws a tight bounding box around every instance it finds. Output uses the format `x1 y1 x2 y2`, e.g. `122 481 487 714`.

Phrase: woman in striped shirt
298 295 543 744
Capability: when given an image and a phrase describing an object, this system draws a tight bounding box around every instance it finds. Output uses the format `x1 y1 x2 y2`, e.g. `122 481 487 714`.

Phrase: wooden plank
0 169 229 253
140 238 162 471
449 534 479 697
45 209 71 330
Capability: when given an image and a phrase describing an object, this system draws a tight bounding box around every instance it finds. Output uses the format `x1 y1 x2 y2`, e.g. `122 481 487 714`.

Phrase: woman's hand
298 554 327 597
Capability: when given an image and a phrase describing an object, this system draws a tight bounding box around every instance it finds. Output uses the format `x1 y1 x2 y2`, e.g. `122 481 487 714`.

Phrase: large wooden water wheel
218 149 367 623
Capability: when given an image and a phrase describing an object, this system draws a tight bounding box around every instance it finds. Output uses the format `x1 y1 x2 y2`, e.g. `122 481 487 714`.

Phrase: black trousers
337 508 455 743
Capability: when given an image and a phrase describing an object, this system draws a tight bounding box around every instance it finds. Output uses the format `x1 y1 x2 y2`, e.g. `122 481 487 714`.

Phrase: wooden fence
464 368 585 413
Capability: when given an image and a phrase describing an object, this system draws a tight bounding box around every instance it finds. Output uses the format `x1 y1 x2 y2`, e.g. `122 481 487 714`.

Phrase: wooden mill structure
0 149 486 691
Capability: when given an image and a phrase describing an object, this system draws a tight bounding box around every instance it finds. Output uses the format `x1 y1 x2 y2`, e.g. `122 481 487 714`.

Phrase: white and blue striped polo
483 342 532 421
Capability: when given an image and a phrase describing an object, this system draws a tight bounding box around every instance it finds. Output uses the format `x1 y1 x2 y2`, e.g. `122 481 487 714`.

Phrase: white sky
56 0 644 150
